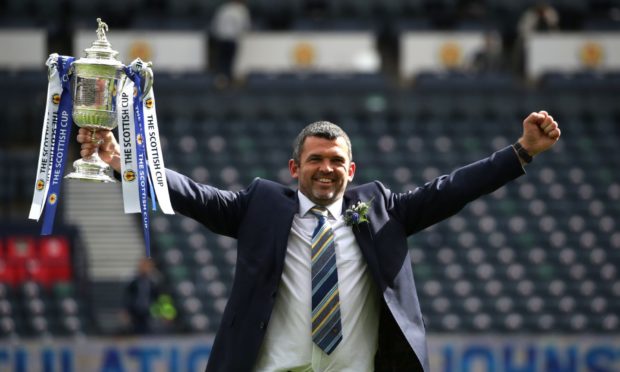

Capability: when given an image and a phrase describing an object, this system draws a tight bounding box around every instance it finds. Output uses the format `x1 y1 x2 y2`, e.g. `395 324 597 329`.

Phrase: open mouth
315 177 334 185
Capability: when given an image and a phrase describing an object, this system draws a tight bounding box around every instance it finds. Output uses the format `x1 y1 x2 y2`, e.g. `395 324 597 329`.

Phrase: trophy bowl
65 18 124 183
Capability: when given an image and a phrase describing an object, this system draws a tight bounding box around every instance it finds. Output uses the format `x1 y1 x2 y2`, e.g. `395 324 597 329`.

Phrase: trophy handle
140 62 153 100
46 53 59 81
127 58 154 99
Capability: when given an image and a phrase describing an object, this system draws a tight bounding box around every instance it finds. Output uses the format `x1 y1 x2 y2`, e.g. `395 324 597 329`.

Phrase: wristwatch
513 141 533 164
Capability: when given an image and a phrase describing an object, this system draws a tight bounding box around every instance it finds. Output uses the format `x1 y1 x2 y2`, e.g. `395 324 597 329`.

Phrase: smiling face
289 136 356 206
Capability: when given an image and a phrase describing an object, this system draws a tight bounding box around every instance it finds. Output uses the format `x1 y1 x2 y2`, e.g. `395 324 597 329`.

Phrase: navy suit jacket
165 146 524 371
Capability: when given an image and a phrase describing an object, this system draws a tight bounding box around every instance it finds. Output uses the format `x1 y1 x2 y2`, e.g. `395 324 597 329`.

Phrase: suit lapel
345 193 383 288
273 190 299 275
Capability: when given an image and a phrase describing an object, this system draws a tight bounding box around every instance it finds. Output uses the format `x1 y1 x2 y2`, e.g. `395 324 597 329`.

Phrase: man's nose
318 160 333 172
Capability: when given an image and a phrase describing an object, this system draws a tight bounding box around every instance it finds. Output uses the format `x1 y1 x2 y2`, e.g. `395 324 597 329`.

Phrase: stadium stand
0 0 619 341
145 81 620 334
0 225 92 338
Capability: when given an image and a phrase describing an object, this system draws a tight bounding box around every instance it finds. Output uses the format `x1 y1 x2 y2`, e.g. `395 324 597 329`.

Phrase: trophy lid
75 18 123 67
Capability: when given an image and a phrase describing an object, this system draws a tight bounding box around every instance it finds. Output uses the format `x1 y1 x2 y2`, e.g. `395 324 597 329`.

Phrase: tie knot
309 206 328 219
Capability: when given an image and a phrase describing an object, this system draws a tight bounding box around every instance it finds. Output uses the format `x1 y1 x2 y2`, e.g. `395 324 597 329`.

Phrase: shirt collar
297 191 343 219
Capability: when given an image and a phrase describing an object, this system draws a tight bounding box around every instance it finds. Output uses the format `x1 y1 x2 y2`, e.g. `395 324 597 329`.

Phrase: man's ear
289 159 299 179
348 161 356 181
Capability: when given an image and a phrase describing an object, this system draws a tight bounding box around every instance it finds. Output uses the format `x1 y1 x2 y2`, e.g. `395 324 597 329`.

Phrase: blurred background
0 0 619 370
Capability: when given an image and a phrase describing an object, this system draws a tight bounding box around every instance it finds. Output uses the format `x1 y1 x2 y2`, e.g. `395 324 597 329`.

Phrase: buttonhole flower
344 198 373 227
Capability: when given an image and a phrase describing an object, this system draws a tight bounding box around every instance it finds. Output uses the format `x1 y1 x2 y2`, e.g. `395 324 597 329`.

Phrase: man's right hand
76 128 122 173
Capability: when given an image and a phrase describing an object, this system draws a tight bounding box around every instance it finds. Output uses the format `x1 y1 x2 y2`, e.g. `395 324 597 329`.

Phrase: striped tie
309 206 342 354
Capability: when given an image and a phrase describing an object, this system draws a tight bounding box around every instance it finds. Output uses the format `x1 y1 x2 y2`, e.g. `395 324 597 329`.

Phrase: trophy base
65 156 117 183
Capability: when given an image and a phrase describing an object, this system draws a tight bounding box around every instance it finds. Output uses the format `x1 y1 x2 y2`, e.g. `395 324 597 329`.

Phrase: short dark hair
292 121 352 164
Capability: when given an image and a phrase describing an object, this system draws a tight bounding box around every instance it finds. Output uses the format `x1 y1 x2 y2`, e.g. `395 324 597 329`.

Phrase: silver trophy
64 18 123 182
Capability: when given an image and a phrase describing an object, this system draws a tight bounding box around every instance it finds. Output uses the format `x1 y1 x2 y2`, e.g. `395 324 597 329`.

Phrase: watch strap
513 141 533 164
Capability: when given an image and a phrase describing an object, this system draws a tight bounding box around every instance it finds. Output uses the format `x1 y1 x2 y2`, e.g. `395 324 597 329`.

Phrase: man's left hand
518 110 561 157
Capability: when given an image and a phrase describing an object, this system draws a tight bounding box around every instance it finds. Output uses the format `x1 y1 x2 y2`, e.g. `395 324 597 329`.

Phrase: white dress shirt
254 192 380 372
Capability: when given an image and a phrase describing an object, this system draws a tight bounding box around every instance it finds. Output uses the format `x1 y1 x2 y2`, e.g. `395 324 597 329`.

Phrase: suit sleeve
390 146 525 236
165 168 254 238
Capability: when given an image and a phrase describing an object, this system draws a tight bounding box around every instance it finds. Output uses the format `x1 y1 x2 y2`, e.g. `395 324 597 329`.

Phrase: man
123 257 160 334
210 0 251 84
78 111 560 371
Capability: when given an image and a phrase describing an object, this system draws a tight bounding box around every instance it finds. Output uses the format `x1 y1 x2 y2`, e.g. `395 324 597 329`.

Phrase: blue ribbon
41 56 75 235
125 67 155 257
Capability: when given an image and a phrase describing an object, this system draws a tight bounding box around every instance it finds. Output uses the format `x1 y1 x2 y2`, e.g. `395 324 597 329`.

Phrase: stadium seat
39 236 72 284
5 236 37 286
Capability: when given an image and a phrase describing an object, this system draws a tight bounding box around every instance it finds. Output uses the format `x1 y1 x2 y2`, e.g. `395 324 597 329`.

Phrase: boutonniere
344 198 373 227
